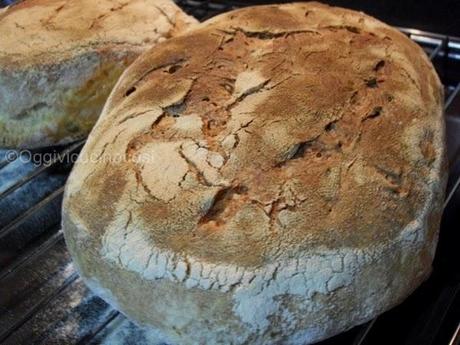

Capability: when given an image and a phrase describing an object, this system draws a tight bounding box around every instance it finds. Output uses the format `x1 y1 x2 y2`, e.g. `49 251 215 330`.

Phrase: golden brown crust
68 1 445 266
0 0 197 148
0 0 195 67
63 3 446 343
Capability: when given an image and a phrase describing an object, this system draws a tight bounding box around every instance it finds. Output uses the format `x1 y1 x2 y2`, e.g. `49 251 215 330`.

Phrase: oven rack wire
0 1 459 344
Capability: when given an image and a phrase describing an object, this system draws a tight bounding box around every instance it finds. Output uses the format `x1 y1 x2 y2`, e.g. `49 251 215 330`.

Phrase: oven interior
0 1 459 344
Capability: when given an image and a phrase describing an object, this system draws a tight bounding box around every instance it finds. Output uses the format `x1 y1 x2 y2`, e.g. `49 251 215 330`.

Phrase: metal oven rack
0 1 460 344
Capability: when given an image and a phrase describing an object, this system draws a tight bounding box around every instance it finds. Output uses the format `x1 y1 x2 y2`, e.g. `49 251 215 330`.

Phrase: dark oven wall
219 0 460 36
1 0 459 35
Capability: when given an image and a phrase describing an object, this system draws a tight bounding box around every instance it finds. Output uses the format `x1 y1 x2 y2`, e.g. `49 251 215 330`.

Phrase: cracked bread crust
63 2 446 345
0 0 197 148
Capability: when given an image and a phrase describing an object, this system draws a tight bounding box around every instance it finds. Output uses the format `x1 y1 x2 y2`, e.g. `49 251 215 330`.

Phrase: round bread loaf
63 2 446 344
0 0 196 148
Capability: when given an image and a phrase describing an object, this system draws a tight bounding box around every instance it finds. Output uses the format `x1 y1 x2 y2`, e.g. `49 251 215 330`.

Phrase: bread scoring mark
233 70 271 100
322 25 361 34
123 57 188 98
153 4 176 27
199 185 248 226
224 27 320 40
88 1 130 30
374 59 386 71
275 136 321 167
365 78 379 88
41 1 66 30
124 86 136 97
162 88 190 118
362 106 383 121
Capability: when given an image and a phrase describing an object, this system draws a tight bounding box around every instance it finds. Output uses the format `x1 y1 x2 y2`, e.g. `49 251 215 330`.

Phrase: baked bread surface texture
63 2 446 344
0 0 197 148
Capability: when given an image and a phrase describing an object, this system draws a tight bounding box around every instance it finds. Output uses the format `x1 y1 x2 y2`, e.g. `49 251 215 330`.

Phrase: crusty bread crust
0 0 197 148
63 2 446 344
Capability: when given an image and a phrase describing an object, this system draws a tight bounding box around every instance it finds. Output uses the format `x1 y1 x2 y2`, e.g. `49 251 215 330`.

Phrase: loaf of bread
63 2 446 344
0 0 196 148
